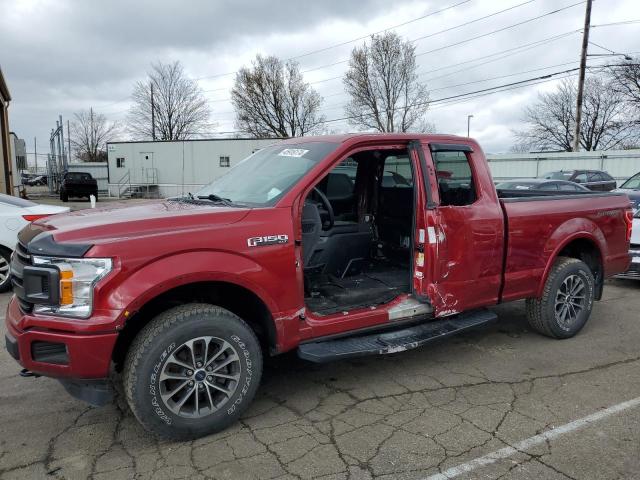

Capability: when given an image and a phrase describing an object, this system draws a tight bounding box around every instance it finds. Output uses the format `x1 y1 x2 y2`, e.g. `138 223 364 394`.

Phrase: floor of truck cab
305 262 410 315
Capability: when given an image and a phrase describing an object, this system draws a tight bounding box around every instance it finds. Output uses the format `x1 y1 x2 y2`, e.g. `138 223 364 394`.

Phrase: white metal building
486 149 640 183
9 132 26 190
104 139 640 198
106 138 277 198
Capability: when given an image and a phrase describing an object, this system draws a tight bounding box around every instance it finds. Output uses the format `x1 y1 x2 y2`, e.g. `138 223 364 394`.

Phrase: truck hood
28 199 251 246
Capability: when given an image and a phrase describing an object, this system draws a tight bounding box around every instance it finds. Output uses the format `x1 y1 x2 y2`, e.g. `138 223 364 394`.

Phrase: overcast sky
0 0 638 159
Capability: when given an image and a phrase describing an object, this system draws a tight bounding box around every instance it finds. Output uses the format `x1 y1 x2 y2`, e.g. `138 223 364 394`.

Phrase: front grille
15 241 31 264
11 241 34 313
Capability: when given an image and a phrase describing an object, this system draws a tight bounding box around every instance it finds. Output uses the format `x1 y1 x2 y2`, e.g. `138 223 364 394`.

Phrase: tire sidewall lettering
227 334 253 416
148 342 175 425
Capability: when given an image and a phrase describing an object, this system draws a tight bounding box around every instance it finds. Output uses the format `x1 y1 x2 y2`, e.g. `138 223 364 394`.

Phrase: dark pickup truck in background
5 133 633 440
59 171 98 202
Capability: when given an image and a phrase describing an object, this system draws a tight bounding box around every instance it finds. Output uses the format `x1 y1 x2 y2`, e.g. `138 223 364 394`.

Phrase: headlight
32 257 112 318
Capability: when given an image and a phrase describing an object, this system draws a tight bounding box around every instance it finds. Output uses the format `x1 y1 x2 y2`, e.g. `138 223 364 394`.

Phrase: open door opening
301 147 415 315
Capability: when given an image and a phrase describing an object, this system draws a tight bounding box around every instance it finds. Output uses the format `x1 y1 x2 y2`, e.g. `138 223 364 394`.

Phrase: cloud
0 0 636 155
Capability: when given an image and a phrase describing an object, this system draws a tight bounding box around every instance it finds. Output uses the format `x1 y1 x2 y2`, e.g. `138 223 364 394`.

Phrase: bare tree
343 32 429 132
70 108 119 162
231 55 324 138
127 61 210 140
608 58 640 120
514 77 639 151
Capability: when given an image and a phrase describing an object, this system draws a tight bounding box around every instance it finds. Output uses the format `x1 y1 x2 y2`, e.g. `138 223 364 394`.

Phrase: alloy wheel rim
0 256 9 284
554 274 586 330
159 336 241 418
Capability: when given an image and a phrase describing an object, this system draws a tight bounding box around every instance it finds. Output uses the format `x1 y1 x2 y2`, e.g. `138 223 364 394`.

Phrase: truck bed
498 191 631 302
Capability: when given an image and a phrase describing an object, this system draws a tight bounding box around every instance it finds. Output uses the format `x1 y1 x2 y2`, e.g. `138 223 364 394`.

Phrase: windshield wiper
196 193 235 207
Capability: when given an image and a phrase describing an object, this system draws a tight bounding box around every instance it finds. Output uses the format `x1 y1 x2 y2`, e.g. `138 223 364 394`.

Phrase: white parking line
425 396 640 480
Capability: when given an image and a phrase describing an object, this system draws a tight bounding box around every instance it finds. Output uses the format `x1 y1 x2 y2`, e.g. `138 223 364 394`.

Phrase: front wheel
526 257 595 339
123 304 263 440
0 248 11 292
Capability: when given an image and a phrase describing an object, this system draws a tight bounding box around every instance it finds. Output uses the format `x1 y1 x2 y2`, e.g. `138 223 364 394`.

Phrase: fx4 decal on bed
247 234 289 247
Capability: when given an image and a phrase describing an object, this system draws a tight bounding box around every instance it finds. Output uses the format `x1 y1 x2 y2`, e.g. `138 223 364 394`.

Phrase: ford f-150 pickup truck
5 134 633 440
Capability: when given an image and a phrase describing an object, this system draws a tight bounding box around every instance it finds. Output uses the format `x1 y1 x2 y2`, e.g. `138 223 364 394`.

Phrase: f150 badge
247 234 289 247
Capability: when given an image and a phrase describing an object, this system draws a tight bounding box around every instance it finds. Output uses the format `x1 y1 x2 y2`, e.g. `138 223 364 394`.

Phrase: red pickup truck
5 134 633 439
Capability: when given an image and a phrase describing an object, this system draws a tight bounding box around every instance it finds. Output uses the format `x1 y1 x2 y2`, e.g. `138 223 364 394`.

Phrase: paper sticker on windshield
267 187 281 200
279 149 309 157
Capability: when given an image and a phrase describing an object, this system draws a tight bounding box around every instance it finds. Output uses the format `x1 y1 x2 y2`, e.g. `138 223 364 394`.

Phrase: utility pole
59 114 67 171
150 81 156 141
572 0 593 152
34 137 37 172
67 120 71 164
467 114 474 137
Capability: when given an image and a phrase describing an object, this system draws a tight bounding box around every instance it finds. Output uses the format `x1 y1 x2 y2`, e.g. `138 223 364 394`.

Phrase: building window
116 157 125 168
219 156 230 167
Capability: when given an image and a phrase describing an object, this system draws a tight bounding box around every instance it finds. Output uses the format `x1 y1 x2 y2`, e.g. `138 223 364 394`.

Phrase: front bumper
615 247 640 280
4 295 118 379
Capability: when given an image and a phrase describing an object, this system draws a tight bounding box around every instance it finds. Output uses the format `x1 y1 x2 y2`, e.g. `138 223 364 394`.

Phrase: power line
415 0 585 57
182 60 637 136
315 58 609 115
317 67 585 125
89 11 636 116
588 41 615 54
194 0 474 81
206 29 582 115
202 3 586 107
591 19 640 28
184 68 612 136
417 30 579 76
294 29 579 89
289 0 474 60
301 0 542 74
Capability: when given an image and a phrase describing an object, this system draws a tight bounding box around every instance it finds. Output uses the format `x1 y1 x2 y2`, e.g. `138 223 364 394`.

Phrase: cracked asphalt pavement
1 280 640 480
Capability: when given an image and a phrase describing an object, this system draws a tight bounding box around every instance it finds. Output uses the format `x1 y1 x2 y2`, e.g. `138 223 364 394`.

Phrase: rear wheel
123 304 263 440
0 248 11 293
526 257 595 339
60 190 68 202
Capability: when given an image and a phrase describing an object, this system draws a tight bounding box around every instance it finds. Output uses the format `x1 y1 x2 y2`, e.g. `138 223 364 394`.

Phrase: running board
297 309 497 363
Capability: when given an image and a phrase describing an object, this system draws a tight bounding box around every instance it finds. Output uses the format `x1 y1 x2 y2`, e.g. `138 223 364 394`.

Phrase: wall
67 162 109 192
106 138 277 197
0 68 11 195
9 133 26 188
486 149 640 183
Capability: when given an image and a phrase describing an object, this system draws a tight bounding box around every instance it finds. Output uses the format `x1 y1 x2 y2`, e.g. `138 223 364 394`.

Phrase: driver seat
302 201 373 277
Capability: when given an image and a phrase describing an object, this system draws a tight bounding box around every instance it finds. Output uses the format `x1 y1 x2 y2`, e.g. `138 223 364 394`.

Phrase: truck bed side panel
500 194 630 302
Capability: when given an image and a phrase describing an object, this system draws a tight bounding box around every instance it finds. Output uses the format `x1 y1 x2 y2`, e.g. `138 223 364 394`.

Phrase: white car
0 194 69 291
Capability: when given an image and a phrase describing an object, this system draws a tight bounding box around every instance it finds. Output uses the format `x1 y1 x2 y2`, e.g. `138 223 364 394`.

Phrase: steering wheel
313 187 335 231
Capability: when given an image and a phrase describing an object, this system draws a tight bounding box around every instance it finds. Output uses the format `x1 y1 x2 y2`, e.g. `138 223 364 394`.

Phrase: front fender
102 251 281 323
536 217 606 298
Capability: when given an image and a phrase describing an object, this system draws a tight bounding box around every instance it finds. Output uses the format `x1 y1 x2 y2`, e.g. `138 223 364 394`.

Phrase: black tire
123 304 263 440
0 248 11 293
60 190 68 202
526 257 595 339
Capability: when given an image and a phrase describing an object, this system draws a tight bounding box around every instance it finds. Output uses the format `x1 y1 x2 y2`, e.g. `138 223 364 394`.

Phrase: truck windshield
195 141 338 206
